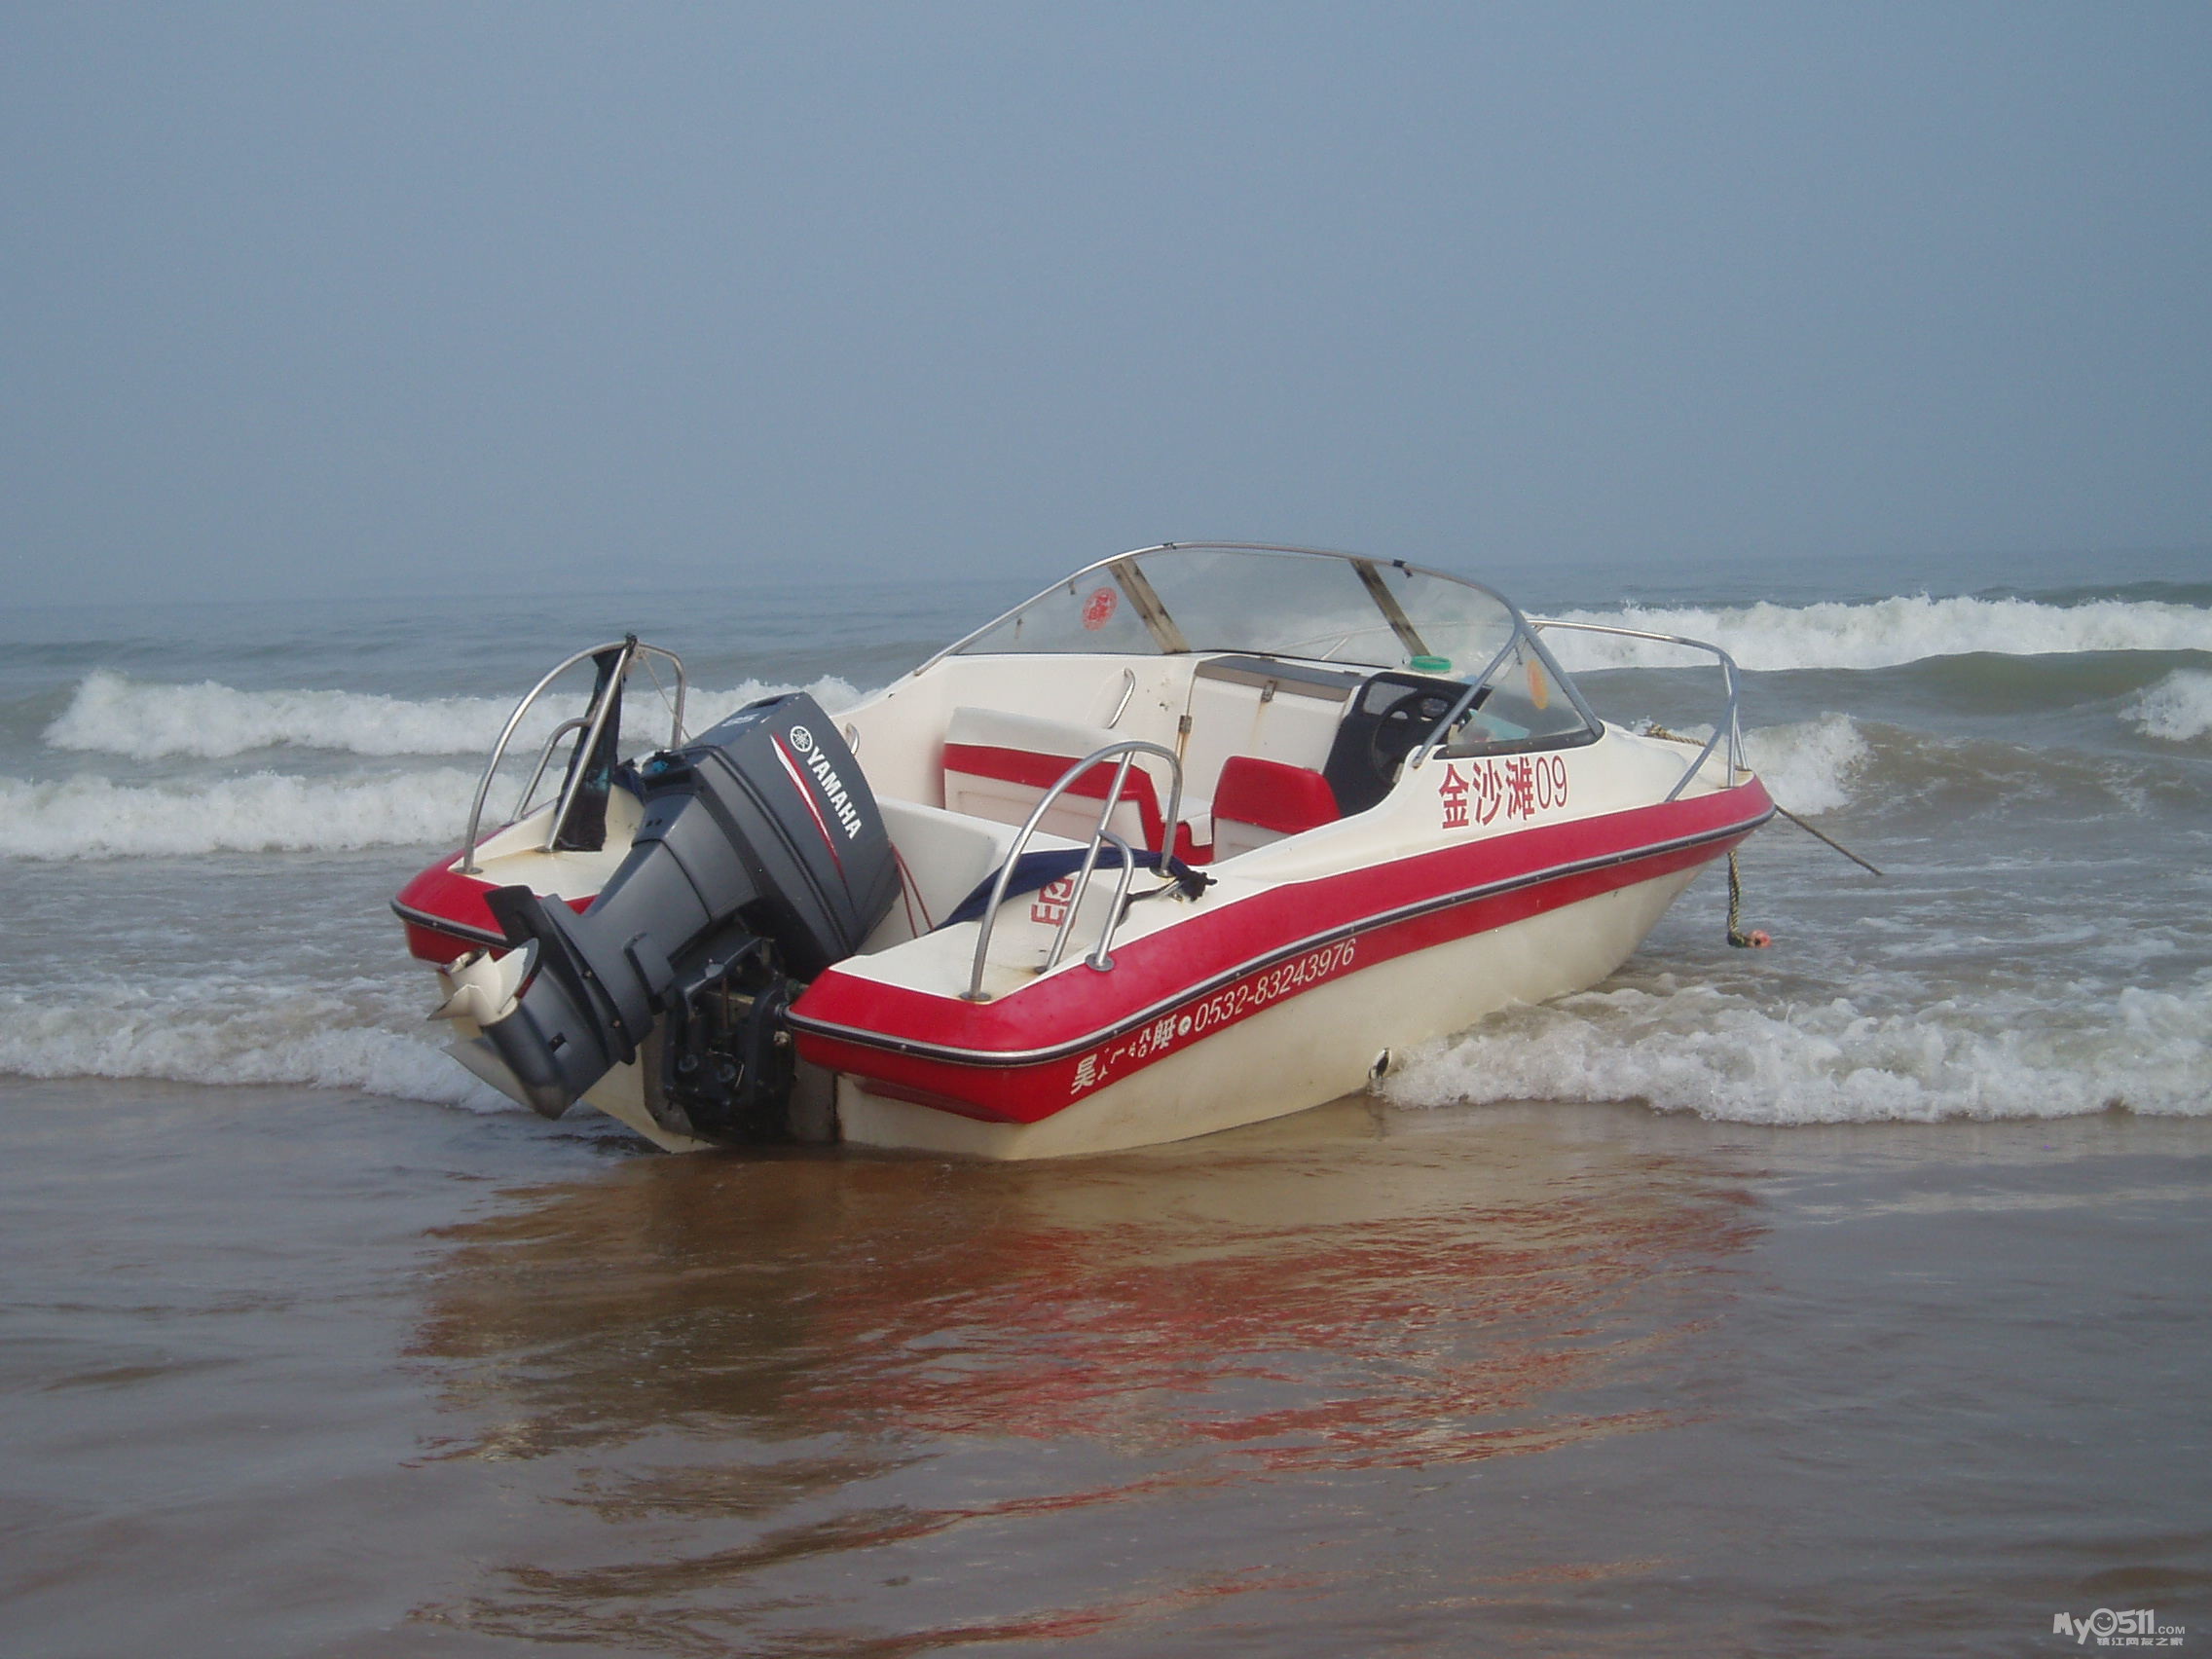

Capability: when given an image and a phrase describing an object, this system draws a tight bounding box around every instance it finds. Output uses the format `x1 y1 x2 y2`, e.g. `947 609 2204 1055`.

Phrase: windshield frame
924 543 1523 667
919 540 1604 762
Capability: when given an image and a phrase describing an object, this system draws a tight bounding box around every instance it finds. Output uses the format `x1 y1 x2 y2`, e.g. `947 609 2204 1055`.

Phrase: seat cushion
1214 755 1340 836
942 706 1211 861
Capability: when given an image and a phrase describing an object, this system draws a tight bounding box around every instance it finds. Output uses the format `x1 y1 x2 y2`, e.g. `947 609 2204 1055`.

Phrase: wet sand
3 1083 2207 1657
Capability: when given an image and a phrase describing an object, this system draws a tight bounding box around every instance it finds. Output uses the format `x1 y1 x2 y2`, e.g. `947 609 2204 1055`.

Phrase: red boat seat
1211 756 1341 860
942 707 1212 863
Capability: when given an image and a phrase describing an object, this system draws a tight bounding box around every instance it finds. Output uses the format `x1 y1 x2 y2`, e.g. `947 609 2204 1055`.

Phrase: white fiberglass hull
833 865 1701 1159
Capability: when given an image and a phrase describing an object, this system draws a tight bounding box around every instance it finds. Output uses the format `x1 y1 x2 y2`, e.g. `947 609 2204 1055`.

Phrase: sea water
2 547 2207 1654
4 550 2205 1126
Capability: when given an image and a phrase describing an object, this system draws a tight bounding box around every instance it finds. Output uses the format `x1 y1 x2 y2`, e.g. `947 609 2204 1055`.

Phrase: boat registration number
1437 754 1568 830
1069 938 1359 1097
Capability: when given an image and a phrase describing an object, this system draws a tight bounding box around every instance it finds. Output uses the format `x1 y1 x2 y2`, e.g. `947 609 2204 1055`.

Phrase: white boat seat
942 706 1212 862
861 797 1085 951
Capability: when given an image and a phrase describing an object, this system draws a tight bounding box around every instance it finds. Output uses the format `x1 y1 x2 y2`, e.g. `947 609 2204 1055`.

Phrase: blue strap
941 846 1165 928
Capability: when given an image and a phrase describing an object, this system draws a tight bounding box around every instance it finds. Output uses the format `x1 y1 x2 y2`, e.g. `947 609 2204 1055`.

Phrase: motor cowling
471 692 898 1126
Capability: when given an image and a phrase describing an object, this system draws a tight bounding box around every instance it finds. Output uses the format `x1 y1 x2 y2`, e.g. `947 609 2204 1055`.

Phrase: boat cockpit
843 541 1604 866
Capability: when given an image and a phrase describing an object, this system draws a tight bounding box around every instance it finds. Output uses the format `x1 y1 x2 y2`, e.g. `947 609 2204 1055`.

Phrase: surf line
1641 722 1884 876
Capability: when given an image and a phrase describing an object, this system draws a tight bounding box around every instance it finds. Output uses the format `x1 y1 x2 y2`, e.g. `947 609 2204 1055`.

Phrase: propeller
429 941 537 1027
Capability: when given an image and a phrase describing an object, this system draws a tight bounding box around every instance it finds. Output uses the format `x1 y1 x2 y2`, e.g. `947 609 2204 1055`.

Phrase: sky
4 2 2208 608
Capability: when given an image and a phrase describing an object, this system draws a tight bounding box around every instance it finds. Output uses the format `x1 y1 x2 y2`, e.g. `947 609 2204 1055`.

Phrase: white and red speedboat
394 543 1772 1158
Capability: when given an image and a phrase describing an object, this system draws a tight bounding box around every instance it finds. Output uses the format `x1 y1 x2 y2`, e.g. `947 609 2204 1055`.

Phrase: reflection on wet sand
405 1101 1761 1650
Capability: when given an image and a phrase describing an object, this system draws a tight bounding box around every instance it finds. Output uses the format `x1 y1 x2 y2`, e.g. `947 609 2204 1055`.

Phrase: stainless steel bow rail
1525 619 1745 798
1404 617 1744 798
1513 622 1881 878
962 739 1187 1002
458 638 689 874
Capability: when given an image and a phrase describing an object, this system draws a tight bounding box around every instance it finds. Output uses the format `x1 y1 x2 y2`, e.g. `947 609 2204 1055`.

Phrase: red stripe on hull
791 780 1770 1123
392 856 590 964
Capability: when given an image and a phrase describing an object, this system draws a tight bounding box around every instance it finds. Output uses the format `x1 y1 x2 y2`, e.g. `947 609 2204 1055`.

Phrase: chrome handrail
458 639 689 873
1525 619 1745 798
515 717 591 822
963 738 1185 1001
1105 666 1137 727
1051 829 1139 974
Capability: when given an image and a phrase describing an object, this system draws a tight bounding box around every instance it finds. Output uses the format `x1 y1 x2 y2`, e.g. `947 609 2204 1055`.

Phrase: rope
1638 719 1769 945
890 843 930 938
1725 849 1770 949
1768 801 1884 875
636 654 683 740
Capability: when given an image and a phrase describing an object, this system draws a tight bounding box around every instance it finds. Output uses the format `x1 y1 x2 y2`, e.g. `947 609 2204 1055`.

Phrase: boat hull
832 860 1703 1158
432 773 1766 1160
789 781 1768 1148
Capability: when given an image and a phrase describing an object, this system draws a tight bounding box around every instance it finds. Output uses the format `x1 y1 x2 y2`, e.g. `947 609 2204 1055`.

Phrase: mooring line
1770 801 1884 876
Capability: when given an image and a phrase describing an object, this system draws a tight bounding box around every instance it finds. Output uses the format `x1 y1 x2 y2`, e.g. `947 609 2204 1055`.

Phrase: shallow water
3 547 2209 1650
5 1084 2206 1656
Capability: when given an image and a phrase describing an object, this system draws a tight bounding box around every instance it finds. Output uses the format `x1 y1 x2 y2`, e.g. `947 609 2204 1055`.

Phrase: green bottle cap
1409 654 1454 675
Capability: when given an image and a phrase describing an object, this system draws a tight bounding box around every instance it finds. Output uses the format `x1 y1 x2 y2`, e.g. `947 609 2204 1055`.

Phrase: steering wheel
1366 688 1459 781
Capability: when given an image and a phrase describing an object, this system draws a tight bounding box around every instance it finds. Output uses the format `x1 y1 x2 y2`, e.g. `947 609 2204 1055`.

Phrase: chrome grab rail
1524 619 1745 799
458 638 689 874
515 718 591 821
1105 666 1137 727
1049 829 1139 974
963 739 1185 1002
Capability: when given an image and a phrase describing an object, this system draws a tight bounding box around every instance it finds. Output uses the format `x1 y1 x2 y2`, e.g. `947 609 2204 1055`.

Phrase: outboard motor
458 693 898 1138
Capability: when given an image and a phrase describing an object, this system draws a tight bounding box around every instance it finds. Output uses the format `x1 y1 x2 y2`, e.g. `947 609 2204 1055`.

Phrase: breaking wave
0 977 510 1110
42 670 863 759
1382 977 2212 1124
0 768 480 860
2125 669 2212 743
1545 595 2212 673
1653 713 1872 816
1741 714 1870 816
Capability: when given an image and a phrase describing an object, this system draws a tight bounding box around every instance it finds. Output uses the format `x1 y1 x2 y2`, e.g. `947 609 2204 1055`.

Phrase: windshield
953 543 1601 757
956 544 1525 675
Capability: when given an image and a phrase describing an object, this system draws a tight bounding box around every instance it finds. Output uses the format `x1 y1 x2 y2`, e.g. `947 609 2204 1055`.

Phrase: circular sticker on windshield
1082 587 1119 631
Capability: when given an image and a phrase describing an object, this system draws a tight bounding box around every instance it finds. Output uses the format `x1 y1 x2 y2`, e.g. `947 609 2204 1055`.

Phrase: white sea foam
0 978 512 1110
1647 713 1870 816
0 768 480 860
1741 714 1871 816
2124 669 2212 743
43 670 863 759
1543 595 2212 673
1382 977 2212 1124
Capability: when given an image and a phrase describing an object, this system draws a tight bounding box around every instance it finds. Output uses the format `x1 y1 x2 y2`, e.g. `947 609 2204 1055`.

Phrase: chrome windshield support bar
1351 558 1431 659
458 639 689 873
1108 558 1192 654
962 739 1185 1002
1407 632 1527 771
1525 620 1745 798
